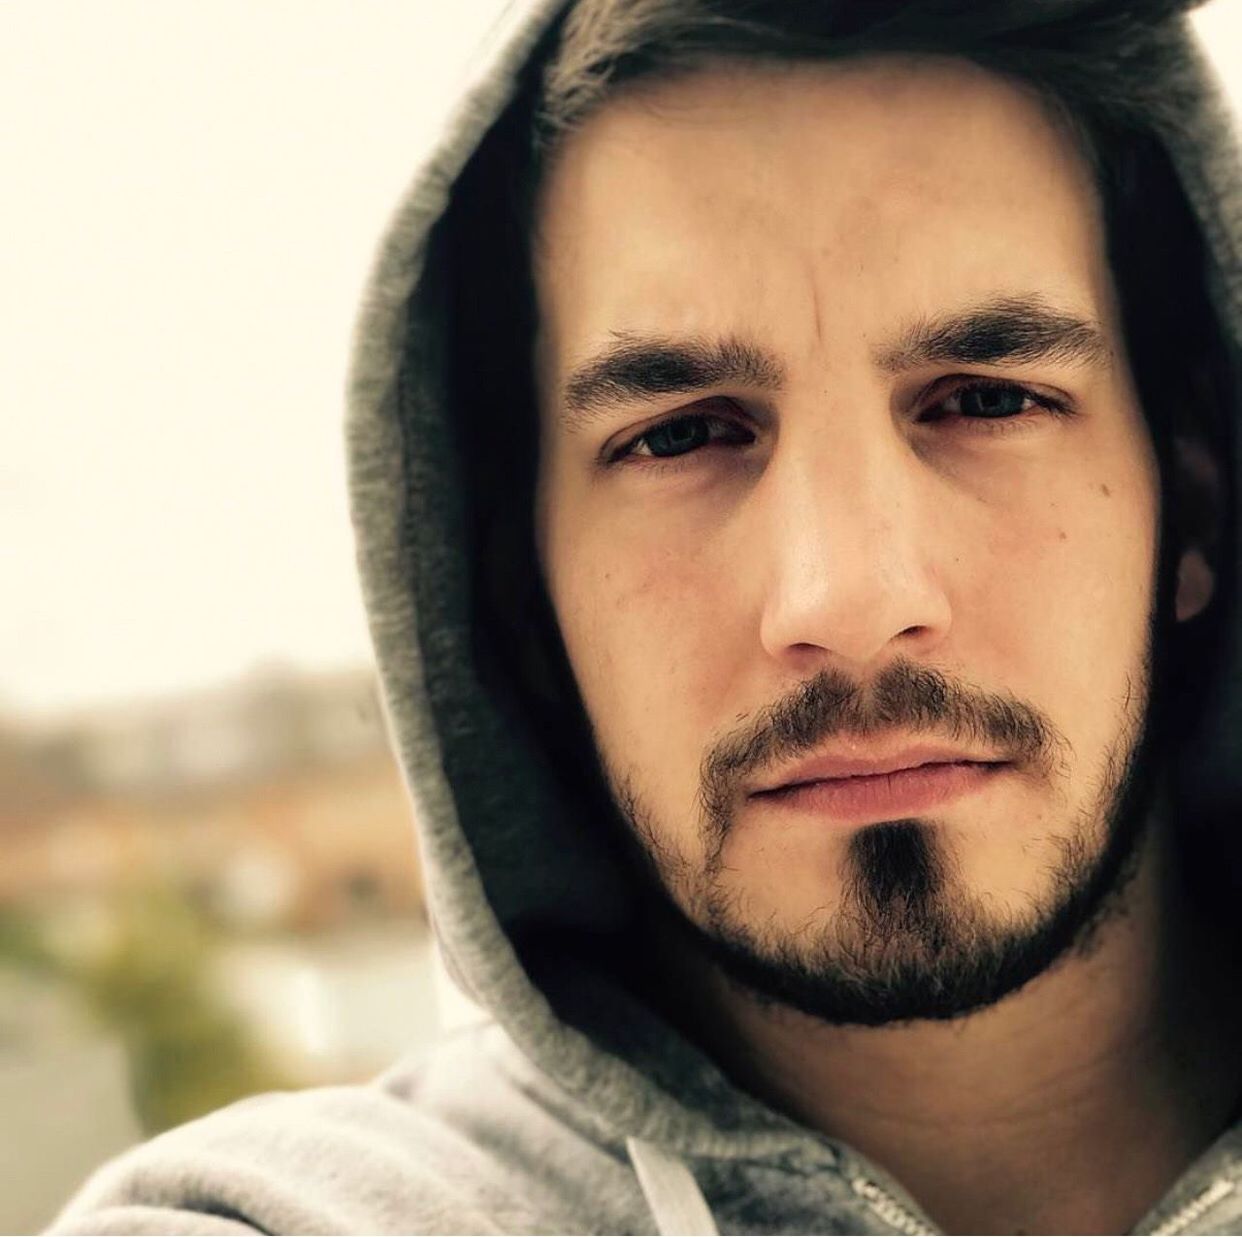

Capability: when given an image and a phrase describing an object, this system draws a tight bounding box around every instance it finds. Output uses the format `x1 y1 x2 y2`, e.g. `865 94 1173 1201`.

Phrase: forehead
532 53 1114 392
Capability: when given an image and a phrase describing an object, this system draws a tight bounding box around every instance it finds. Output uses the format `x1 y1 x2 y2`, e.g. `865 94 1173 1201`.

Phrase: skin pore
530 54 1237 1234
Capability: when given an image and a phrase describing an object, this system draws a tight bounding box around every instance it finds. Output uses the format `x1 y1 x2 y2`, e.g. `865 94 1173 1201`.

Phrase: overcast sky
4 1 1241 721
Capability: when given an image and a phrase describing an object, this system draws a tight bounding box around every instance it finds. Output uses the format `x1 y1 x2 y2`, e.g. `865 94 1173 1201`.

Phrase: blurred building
0 668 435 1232
0 664 423 931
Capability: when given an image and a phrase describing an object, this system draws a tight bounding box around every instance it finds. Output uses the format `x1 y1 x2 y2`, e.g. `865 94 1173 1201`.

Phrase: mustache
700 657 1066 821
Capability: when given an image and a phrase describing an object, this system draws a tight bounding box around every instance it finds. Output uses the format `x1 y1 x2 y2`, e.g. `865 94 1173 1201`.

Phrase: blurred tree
0 889 292 1133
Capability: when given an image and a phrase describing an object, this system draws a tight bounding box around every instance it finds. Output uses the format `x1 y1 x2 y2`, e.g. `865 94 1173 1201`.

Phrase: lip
752 760 1007 823
752 743 1005 793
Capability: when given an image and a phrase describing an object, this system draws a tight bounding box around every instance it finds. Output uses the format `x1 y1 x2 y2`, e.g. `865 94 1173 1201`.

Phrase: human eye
921 379 1072 434
607 409 756 466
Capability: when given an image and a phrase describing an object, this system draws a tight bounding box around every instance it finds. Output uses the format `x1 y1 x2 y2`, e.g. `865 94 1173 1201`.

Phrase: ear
1172 434 1222 624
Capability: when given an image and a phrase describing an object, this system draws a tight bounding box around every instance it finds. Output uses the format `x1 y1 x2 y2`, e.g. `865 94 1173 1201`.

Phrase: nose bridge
757 415 952 666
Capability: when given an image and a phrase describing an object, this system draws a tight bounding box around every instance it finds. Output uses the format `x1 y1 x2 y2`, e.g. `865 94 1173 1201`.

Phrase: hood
345 0 1242 1153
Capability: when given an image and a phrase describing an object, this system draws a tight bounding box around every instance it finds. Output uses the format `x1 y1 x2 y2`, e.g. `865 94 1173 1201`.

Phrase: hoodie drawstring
626 1137 720 1236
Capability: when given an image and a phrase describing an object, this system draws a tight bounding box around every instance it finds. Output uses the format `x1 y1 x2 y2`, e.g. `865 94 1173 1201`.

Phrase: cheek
971 464 1157 746
983 488 1151 610
548 519 740 761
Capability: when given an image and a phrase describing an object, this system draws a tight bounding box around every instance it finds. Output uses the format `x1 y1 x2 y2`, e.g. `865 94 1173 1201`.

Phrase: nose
756 428 954 674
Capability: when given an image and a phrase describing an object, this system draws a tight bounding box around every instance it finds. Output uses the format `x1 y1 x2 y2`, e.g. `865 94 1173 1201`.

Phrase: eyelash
607 380 1073 470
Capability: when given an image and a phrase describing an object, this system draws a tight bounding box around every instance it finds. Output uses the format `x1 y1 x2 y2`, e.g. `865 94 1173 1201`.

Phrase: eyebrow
558 296 1113 430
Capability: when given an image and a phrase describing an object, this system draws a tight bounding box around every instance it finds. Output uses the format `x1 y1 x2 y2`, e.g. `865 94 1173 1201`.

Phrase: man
53 1 1242 1233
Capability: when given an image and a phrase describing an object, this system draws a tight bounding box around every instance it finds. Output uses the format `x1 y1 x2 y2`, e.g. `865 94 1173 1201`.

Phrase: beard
692 720 1152 1027
608 635 1162 1028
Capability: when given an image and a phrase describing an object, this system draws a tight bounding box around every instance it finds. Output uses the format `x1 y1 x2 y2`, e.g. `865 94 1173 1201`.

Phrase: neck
649 815 1242 1235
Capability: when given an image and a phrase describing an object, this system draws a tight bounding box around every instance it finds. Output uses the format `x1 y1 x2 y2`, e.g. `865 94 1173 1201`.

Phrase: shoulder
47 1023 641 1236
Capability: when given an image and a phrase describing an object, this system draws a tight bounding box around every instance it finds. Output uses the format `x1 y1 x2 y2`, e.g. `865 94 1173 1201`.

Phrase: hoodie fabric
51 1 1242 1233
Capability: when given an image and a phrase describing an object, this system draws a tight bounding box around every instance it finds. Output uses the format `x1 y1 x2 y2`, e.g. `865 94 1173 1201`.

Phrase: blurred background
2 1 1240 1231
2 2 510 1229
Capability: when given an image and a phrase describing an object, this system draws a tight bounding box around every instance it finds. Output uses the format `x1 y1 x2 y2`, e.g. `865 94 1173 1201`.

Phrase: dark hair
443 0 1236 797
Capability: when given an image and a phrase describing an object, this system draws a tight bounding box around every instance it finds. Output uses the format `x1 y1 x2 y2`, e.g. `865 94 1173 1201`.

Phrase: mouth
751 758 1010 823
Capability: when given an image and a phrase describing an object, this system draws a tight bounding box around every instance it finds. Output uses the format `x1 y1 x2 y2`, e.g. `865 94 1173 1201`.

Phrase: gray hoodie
50 0 1242 1233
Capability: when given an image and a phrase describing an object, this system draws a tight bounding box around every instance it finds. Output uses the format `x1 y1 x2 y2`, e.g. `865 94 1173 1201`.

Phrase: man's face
531 55 1194 1023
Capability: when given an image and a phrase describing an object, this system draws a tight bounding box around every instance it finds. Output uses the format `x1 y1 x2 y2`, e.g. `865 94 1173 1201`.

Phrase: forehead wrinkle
808 261 825 350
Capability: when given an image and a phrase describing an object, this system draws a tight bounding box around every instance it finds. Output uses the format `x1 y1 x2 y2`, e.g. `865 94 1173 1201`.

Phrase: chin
679 802 1153 1026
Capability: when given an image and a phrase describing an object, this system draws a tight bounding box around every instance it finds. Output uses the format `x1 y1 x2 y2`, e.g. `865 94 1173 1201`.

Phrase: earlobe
1174 546 1214 622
